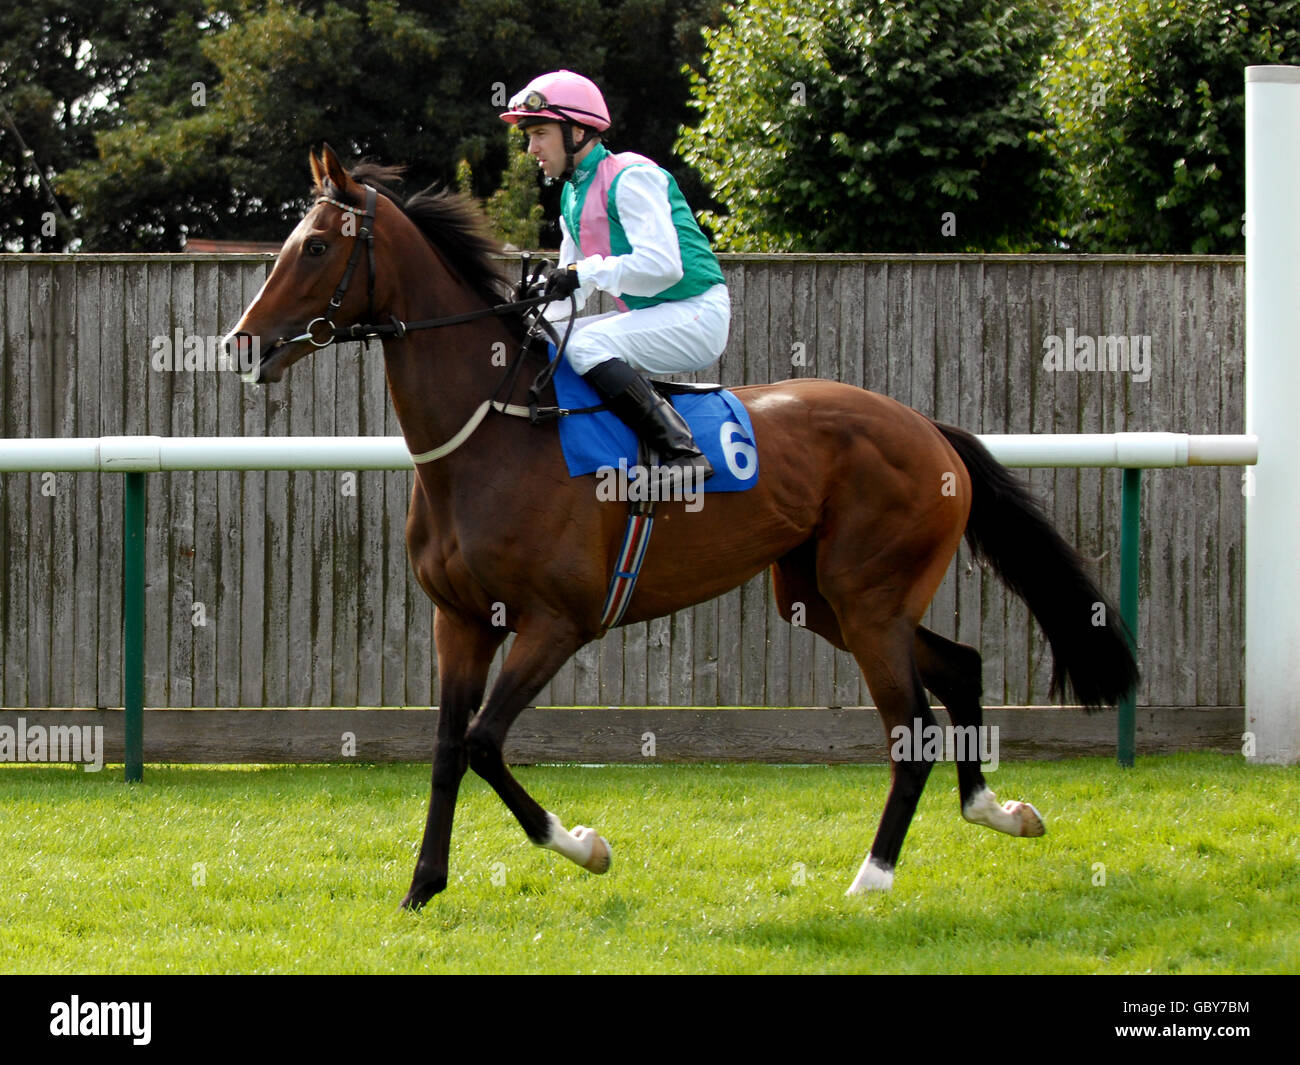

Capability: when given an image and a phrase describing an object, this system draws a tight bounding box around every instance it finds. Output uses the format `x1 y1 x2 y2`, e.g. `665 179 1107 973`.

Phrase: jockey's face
525 122 593 179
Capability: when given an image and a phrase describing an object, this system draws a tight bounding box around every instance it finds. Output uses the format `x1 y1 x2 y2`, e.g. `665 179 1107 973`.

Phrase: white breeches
561 283 731 376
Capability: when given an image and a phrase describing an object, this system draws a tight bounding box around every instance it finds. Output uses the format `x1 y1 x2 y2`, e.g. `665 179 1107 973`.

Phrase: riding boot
583 358 714 485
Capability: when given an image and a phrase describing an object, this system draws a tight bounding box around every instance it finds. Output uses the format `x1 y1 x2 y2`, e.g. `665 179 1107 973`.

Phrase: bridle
247 181 594 462
268 183 560 352
289 184 380 348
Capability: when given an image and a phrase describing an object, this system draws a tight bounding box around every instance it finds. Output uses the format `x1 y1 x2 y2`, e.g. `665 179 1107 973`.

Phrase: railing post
1246 66 1300 764
1118 467 1141 766
123 471 145 782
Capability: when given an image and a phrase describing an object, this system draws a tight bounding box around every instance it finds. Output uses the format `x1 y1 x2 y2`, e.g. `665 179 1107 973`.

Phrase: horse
224 144 1138 909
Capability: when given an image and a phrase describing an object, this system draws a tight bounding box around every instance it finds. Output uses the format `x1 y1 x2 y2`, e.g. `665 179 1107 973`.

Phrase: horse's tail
933 421 1138 710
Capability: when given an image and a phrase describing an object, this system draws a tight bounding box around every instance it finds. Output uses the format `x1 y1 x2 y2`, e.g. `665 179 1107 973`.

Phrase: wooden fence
0 253 1246 732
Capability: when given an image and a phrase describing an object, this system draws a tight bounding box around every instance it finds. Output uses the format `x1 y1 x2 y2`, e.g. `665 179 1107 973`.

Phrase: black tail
934 422 1139 710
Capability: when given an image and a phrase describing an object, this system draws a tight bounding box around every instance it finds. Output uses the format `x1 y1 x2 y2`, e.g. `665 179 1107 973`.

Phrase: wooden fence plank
328 341 361 706
3 264 30 705
311 346 337 705
980 262 1010 704
145 262 174 706
1216 262 1246 708
72 261 99 707
0 265 12 705
238 262 270 707
49 263 77 707
167 261 196 707
191 261 220 707
25 263 54 708
214 262 244 708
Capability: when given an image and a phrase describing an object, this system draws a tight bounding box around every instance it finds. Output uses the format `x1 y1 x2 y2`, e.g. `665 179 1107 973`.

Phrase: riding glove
545 263 582 298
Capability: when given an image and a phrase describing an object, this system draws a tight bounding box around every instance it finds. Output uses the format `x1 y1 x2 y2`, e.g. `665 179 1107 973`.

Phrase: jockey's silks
561 142 724 311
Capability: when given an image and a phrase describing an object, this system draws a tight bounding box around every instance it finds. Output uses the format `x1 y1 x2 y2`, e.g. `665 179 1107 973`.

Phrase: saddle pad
549 349 759 493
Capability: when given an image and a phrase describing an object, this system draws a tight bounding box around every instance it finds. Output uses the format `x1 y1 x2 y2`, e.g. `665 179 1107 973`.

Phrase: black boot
583 359 714 485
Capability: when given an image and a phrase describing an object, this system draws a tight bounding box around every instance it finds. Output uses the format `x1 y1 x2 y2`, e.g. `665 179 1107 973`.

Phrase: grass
0 753 1296 974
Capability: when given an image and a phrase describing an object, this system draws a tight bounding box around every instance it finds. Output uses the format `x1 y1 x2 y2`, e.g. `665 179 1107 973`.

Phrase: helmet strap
560 123 579 181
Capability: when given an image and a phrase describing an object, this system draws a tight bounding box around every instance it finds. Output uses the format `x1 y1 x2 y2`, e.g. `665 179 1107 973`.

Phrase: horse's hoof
572 826 612 874
1006 800 1045 838
400 875 446 910
845 856 893 895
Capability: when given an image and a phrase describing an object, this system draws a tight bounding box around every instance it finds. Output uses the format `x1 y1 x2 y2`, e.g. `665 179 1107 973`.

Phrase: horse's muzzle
222 331 266 382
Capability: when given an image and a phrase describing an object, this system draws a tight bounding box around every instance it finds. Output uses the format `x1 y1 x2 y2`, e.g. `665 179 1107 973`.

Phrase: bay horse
225 144 1137 909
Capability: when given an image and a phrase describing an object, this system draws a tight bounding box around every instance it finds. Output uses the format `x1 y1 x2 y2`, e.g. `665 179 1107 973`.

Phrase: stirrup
582 360 715 484
651 448 713 483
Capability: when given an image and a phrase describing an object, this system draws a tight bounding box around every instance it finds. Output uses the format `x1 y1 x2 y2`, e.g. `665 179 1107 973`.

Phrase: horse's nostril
224 331 261 372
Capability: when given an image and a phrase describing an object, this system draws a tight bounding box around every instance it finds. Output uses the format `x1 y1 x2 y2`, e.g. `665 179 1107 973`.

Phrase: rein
280 184 597 462
280 185 566 349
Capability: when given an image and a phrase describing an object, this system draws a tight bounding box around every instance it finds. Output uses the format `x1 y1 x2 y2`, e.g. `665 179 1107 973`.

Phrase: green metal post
1118 467 1141 767
123 471 145 782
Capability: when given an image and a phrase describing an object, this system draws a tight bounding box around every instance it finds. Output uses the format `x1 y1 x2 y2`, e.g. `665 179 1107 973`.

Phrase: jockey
500 69 730 483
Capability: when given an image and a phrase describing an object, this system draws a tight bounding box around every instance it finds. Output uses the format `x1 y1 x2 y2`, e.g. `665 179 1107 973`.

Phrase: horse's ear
309 147 325 191
318 142 357 198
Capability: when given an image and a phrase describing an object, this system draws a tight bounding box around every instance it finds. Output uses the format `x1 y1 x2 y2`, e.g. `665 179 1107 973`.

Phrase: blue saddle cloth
548 348 759 492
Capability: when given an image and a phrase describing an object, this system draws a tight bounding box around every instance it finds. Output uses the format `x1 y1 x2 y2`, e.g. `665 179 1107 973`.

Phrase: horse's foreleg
401 612 505 910
465 619 612 875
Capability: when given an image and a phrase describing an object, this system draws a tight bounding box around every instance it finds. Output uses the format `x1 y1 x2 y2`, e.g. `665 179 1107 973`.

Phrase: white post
1246 66 1300 764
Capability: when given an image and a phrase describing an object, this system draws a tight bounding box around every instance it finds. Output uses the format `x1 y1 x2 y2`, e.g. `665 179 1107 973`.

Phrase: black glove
544 264 581 297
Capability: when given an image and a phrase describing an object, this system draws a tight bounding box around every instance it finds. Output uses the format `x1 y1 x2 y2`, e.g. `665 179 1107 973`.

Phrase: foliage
59 0 447 250
1040 0 1300 253
677 0 1065 252
36 0 723 250
481 131 544 250
0 0 213 250
15 0 1300 253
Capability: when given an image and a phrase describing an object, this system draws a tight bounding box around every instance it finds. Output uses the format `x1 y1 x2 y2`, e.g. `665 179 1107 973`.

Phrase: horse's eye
306 239 327 257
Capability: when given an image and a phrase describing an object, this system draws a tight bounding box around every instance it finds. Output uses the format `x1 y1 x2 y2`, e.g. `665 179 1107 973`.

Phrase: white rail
0 432 1260 473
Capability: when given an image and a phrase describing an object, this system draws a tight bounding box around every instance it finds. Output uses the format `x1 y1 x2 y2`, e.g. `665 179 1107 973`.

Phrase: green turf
0 753 1296 973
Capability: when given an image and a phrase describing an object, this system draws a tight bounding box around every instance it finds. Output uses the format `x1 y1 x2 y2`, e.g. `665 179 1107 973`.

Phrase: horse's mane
317 161 516 314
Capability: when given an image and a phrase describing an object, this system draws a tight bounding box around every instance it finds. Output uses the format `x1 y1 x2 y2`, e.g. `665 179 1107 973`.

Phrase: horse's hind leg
914 627 1044 838
841 617 940 893
464 616 612 876
774 546 961 889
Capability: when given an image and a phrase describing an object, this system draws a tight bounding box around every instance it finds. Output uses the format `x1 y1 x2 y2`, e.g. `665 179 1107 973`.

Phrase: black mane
321 161 515 313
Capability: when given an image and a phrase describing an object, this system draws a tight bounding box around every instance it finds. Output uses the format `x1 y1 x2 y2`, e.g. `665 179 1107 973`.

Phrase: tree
59 0 449 250
677 0 1065 252
50 0 725 250
0 0 212 250
1041 0 1300 253
481 132 544 250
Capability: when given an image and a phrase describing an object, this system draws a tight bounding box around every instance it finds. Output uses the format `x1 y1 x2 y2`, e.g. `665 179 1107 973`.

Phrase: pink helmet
499 70 611 131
